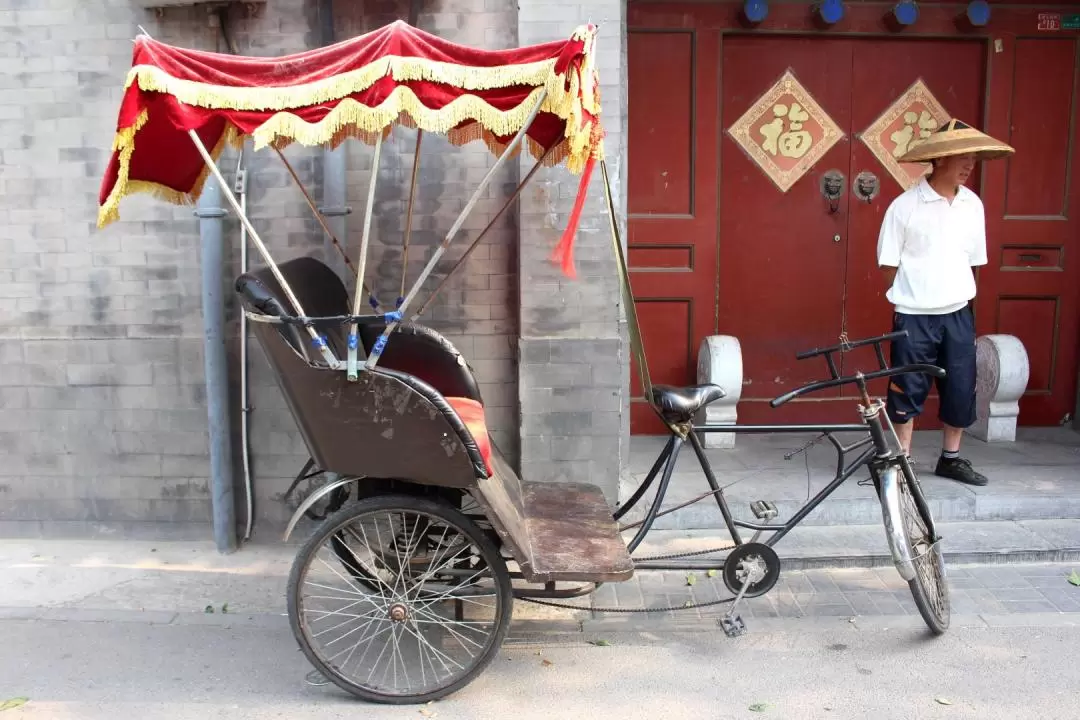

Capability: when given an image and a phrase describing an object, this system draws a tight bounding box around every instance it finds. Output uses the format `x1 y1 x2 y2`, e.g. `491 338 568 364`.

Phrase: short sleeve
969 201 988 267
876 201 903 267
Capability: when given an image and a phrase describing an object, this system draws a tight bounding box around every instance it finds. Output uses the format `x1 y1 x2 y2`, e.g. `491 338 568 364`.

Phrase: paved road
2 612 1079 719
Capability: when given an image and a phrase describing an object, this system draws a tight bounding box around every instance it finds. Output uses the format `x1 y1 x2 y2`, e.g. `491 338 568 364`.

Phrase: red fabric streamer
550 155 597 279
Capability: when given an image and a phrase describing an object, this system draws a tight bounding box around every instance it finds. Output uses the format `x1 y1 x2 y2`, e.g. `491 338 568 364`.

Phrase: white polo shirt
876 178 987 316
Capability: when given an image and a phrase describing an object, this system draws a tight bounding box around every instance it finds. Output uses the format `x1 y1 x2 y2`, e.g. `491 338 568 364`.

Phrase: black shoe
934 456 988 486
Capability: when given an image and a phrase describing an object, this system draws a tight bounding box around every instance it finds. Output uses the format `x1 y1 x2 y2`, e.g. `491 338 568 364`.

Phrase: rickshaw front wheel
287 493 513 704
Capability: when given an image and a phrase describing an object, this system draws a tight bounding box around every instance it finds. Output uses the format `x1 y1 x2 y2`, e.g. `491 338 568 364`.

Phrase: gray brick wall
0 0 628 538
517 0 629 501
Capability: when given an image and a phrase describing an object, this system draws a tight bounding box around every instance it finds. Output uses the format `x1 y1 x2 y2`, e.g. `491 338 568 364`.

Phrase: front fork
859 396 939 583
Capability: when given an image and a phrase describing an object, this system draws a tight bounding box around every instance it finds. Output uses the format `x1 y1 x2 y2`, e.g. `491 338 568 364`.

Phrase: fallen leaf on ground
686 573 697 586
588 639 612 647
204 605 214 614
419 709 436 718
221 603 229 614
707 569 718 578
935 698 952 706
1067 571 1080 587
0 698 29 712
749 702 769 712
541 659 553 667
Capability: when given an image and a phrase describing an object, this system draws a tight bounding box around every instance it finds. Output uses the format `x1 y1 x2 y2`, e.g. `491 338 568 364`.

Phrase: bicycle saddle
650 384 727 424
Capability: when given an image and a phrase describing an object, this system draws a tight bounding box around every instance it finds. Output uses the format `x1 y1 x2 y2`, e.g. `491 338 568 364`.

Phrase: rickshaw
97 20 949 705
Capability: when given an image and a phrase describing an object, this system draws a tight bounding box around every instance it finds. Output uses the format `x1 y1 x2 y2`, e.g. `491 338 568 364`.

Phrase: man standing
876 119 1014 486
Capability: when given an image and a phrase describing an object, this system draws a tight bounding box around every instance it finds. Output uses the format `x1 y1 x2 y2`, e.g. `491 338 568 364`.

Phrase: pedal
719 613 747 638
750 501 778 521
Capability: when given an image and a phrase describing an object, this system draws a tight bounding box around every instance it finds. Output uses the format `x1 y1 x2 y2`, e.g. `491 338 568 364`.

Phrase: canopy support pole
272 146 382 312
399 130 423 305
347 132 385 381
365 89 548 370
412 143 554 321
187 129 341 369
600 158 653 401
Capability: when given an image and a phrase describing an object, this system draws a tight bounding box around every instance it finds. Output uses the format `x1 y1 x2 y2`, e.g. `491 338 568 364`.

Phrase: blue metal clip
383 311 403 323
373 335 388 355
368 296 379 311
395 296 404 308
348 334 358 350
311 335 327 349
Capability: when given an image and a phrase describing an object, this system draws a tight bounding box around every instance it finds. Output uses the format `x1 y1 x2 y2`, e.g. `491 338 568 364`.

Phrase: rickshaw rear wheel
287 493 513 704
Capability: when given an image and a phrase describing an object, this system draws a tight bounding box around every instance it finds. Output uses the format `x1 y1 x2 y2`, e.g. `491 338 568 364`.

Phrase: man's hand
881 265 897 293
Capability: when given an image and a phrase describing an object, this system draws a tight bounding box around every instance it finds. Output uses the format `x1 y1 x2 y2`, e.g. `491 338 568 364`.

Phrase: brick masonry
518 0 629 499
0 0 630 536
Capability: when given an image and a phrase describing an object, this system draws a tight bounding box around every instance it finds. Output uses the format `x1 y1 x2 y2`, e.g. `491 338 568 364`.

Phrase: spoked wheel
897 464 950 634
287 494 513 704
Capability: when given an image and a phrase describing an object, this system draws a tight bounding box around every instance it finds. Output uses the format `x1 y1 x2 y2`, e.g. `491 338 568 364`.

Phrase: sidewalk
4 538 1080 636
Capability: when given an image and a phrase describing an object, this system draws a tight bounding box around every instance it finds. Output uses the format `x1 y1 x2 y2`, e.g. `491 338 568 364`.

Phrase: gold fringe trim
97 118 241 228
125 54 559 112
250 65 601 173
97 109 150 228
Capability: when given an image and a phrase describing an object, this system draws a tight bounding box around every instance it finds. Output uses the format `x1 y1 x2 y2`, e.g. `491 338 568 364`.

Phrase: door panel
843 38 986 427
718 36 853 422
627 28 719 433
981 37 1080 424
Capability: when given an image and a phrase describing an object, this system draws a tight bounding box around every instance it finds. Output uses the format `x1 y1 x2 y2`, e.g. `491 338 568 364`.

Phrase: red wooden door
843 38 986 427
627 28 720 433
718 36 854 423
627 3 1080 434
977 36 1080 426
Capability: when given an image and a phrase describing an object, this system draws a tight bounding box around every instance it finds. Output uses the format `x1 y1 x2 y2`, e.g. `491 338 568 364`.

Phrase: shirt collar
918 177 973 204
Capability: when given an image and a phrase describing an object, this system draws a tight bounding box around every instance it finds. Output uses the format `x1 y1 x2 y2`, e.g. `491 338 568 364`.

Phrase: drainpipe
318 0 349 276
195 174 237 554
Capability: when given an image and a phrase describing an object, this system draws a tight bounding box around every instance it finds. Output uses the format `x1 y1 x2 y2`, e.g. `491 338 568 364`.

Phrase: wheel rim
899 476 949 622
295 507 505 699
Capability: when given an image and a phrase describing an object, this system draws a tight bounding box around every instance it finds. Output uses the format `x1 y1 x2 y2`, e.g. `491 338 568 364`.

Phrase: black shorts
886 307 977 428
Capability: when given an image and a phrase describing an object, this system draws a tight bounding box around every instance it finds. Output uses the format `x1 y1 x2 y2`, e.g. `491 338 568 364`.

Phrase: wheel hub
388 603 409 623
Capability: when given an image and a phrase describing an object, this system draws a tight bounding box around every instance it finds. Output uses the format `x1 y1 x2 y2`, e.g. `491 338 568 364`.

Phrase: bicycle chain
518 594 736 614
516 551 738 613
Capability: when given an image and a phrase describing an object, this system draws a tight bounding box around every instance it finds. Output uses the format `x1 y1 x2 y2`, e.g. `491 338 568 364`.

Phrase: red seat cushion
445 397 492 475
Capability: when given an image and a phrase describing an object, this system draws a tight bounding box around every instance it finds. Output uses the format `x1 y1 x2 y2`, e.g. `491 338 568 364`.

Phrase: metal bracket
317 205 352 217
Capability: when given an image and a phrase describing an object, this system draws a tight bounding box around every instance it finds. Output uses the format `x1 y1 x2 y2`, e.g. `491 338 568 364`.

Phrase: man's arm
877 202 902 293
881 265 898 292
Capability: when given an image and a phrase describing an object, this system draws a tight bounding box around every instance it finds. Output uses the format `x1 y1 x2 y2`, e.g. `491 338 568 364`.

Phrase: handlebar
795 330 909 360
769 363 946 408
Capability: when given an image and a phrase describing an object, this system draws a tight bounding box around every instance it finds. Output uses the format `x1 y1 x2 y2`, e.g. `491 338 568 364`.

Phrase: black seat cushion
359 322 483 403
651 384 727 424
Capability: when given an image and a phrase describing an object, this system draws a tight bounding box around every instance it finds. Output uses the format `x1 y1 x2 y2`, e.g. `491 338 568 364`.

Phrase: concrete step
623 428 1080 531
628 518 1080 571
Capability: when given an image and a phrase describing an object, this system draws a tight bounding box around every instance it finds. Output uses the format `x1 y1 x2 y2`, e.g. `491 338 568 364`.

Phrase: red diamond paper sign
727 69 844 193
860 79 951 190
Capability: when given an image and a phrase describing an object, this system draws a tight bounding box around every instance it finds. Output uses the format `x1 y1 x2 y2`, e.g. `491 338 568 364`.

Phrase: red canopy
97 21 606 275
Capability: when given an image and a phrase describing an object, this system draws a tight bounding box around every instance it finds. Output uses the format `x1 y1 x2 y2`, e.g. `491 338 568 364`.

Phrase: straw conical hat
898 119 1014 163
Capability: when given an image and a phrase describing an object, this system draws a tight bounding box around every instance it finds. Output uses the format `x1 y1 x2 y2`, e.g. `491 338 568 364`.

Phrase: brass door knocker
820 169 844 213
853 171 879 203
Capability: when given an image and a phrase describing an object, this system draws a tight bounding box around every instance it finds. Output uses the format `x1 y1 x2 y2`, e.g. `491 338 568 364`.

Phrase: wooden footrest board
519 481 635 583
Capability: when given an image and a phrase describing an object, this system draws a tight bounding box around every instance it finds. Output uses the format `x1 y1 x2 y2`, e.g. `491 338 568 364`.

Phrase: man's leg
934 307 987 486
886 313 936 457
